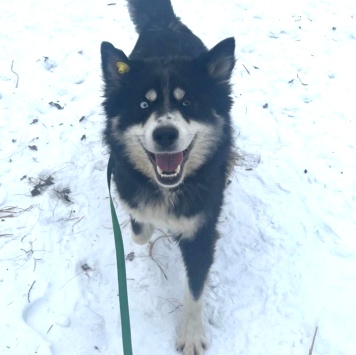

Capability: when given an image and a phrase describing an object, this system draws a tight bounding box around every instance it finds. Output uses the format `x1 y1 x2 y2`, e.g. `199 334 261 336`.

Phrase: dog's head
101 38 235 188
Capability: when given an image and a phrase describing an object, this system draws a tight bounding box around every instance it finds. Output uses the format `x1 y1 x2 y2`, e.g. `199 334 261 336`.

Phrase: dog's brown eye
140 101 149 109
182 98 192 106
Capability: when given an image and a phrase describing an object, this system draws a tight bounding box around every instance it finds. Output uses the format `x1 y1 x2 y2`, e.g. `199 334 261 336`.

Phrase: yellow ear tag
116 62 130 74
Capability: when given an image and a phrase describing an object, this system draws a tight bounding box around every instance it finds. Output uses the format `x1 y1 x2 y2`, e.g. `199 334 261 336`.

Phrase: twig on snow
297 73 308 86
28 281 36 303
156 229 173 242
33 257 42 272
59 271 84 290
158 296 182 314
120 218 130 229
309 326 318 355
242 64 250 75
11 60 19 88
59 264 92 290
71 216 84 233
148 235 169 280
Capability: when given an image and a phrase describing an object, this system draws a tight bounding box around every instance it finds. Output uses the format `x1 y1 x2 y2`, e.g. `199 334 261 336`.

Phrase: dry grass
148 234 172 280
0 205 34 219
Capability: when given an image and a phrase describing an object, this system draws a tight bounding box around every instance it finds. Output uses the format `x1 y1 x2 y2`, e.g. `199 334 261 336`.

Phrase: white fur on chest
121 195 204 239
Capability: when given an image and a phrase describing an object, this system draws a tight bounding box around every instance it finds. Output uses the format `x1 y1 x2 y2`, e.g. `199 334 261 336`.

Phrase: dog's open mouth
147 147 191 186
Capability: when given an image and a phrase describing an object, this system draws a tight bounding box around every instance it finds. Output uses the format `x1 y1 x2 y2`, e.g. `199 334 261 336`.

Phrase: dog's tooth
157 164 180 179
157 165 163 176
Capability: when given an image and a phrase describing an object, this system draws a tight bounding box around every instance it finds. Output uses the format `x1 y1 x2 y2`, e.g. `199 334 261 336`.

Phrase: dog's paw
176 333 207 355
130 219 154 245
132 231 151 245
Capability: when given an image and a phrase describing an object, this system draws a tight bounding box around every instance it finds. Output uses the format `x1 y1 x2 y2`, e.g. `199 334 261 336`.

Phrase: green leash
107 155 133 355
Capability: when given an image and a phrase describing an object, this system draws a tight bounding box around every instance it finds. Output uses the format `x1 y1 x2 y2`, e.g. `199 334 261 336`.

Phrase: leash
107 155 133 355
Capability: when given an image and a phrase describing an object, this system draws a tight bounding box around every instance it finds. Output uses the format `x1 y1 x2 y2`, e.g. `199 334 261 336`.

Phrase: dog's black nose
153 126 179 148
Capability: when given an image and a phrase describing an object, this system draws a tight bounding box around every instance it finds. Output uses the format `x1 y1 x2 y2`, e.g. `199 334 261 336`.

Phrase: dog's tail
127 0 177 33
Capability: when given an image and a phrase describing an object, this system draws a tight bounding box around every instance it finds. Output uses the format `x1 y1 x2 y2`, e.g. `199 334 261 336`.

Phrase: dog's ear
101 42 131 85
203 37 235 82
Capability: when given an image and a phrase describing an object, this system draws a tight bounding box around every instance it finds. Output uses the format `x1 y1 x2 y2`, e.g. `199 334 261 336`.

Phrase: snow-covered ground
1 0 355 354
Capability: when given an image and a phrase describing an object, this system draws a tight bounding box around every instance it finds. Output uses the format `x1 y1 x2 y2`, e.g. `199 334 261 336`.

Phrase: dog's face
101 38 235 188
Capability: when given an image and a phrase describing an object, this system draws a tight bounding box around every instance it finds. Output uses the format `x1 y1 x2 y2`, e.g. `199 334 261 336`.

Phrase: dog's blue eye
140 101 149 109
182 98 192 107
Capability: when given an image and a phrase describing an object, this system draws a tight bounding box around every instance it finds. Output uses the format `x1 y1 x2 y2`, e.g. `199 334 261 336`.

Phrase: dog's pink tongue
155 152 183 172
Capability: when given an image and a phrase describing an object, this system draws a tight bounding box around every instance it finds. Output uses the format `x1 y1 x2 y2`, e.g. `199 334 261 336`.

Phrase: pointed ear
101 41 131 84
204 37 235 82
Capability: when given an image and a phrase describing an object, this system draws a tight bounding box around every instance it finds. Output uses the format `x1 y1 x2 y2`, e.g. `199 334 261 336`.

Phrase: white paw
176 297 207 355
177 279 207 354
132 231 151 245
131 222 154 245
176 332 207 355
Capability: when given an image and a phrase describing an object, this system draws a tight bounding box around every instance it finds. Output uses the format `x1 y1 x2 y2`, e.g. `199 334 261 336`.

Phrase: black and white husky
101 0 236 353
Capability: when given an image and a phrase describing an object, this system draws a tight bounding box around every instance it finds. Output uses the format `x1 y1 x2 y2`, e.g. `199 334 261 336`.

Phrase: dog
101 0 236 353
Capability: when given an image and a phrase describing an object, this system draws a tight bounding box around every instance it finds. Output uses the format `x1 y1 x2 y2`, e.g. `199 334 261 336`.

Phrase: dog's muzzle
145 126 193 187
147 149 190 186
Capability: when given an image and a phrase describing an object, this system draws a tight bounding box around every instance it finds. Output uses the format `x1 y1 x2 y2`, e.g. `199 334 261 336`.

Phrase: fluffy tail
127 0 177 33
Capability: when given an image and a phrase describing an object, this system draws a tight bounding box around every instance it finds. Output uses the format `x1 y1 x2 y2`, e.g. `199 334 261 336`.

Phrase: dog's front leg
176 226 217 355
130 217 154 245
177 281 207 355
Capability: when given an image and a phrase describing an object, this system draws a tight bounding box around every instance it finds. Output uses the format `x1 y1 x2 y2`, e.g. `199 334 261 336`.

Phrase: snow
1 0 356 354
